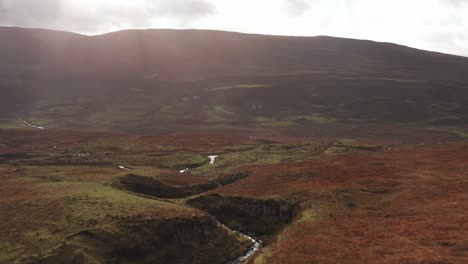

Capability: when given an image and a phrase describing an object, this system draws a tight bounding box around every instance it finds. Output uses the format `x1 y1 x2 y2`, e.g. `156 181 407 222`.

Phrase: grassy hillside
1 27 468 135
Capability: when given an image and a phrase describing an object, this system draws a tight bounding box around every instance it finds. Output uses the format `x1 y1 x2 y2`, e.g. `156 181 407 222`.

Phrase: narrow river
228 232 262 264
218 223 263 264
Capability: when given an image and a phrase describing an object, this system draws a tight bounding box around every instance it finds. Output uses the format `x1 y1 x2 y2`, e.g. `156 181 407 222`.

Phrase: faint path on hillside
18 116 45 130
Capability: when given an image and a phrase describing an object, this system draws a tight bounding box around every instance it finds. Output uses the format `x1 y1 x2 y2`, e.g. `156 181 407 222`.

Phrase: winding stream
218 223 263 264
121 153 262 263
229 232 262 264
22 120 45 130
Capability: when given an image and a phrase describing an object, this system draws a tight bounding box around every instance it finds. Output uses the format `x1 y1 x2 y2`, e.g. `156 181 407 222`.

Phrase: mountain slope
1 27 467 81
1 27 468 134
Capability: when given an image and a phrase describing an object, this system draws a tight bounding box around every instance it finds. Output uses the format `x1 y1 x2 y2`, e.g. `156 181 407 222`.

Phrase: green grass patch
204 105 236 122
427 126 468 139
286 114 336 124
191 142 323 175
0 181 196 263
256 117 298 127
205 84 270 91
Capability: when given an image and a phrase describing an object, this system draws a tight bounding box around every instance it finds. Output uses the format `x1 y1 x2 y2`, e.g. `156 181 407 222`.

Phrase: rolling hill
1 26 468 136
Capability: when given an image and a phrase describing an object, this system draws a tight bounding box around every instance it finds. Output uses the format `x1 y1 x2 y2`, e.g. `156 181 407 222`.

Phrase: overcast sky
0 0 467 56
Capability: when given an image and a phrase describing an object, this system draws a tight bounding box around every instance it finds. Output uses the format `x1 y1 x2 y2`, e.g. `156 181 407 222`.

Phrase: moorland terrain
1 27 468 264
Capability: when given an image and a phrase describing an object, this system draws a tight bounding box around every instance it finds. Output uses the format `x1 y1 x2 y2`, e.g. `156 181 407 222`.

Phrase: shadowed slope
1 27 468 133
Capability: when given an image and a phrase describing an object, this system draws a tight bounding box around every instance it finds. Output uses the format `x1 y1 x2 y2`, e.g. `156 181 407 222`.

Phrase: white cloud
0 0 214 32
284 0 311 16
0 0 467 56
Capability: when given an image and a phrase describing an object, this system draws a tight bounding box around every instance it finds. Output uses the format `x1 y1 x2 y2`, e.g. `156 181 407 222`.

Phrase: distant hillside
1 27 467 81
1 27 468 134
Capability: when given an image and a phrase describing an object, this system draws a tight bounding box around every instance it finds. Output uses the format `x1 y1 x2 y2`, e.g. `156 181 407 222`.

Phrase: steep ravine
21 216 251 264
186 195 299 263
186 194 300 240
117 172 250 199
116 174 300 263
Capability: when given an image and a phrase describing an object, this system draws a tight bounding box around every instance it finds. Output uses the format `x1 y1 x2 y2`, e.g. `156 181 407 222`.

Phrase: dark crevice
116 172 250 199
186 194 301 240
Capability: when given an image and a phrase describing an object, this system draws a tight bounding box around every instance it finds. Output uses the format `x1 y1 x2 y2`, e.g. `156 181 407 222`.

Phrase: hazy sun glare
0 0 467 56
